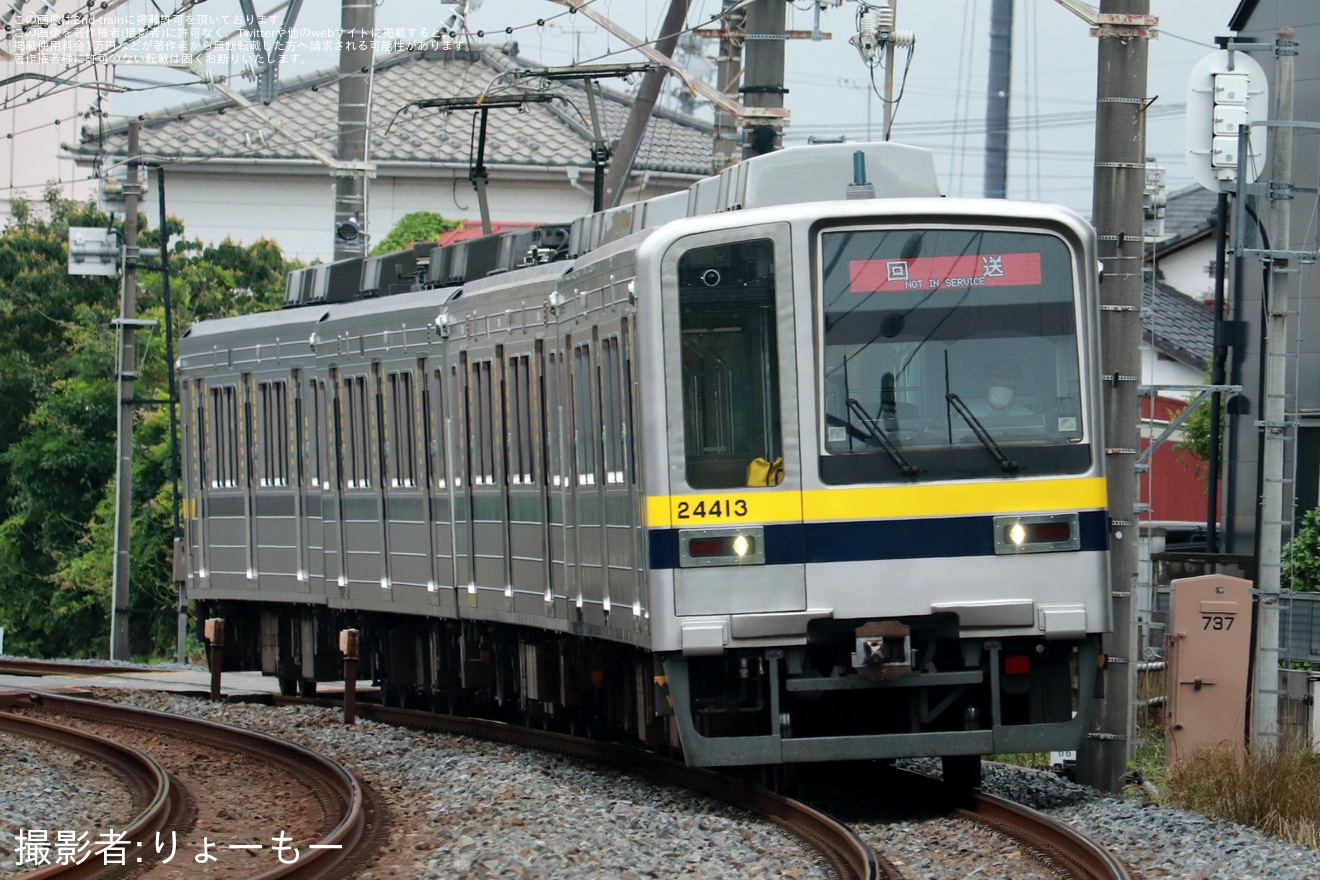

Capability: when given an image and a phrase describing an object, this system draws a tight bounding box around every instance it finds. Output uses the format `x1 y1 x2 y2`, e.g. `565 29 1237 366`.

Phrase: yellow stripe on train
645 477 1108 528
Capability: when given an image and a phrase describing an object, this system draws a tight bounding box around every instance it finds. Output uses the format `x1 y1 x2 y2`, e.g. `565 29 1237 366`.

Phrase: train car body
179 143 1109 770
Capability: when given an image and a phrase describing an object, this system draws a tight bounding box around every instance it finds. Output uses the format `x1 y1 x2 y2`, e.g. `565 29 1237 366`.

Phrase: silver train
179 143 1110 775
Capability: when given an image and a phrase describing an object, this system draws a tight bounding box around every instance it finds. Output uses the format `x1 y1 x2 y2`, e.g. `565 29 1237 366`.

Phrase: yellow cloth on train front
745 456 785 487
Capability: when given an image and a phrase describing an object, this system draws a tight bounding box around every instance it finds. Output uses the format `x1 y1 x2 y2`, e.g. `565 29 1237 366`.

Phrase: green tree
369 211 460 256
0 192 291 658
1284 507 1320 592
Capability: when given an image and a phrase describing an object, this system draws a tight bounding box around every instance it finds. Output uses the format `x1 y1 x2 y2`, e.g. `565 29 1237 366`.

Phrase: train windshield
817 226 1090 484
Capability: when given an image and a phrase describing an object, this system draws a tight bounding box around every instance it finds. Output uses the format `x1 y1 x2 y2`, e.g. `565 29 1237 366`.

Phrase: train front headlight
678 527 765 567
993 513 1080 554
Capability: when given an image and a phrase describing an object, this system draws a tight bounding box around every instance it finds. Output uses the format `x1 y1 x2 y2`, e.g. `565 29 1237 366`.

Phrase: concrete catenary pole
740 0 786 159
983 0 1013 198
602 0 689 207
110 121 141 661
1253 26 1295 751
333 0 373 260
1075 0 1149 793
712 0 744 170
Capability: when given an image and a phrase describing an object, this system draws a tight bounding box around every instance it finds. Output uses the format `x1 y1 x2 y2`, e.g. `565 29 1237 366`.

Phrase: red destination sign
849 252 1043 293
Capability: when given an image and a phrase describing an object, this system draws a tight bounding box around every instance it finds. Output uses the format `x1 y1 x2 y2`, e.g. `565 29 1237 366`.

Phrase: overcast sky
109 0 1246 215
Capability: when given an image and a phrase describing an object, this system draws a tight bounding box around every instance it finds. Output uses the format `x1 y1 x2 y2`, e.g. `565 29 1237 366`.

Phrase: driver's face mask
987 385 1014 409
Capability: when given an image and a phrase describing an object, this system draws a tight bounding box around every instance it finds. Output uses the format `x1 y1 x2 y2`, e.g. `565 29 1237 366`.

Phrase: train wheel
278 676 298 697
298 678 317 698
941 754 982 791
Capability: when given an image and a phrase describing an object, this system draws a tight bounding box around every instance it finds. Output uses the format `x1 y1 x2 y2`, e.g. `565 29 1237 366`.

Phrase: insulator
874 5 895 32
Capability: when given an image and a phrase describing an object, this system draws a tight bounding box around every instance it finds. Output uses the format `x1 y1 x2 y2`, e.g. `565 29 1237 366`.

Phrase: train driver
969 359 1034 418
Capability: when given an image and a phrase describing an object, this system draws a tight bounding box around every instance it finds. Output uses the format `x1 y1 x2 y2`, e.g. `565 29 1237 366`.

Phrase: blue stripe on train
647 509 1109 570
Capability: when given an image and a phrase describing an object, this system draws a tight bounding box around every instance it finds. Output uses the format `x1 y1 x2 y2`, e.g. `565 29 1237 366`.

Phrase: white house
65 41 714 262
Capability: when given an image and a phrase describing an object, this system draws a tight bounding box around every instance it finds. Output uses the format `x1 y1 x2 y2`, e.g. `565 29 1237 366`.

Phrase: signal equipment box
1166 574 1253 764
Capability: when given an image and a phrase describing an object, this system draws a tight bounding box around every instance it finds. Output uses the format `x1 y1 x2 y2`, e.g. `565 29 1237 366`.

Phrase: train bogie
181 143 1110 771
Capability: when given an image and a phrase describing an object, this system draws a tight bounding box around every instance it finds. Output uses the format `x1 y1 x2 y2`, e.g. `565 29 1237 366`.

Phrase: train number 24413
675 498 749 520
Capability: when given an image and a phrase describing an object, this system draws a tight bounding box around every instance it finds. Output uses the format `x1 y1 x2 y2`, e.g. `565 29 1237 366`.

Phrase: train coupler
851 621 912 681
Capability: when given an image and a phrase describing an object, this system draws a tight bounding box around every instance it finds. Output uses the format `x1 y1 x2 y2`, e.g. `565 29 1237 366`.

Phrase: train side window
387 371 417 488
507 353 534 484
208 385 238 488
468 358 497 486
257 380 289 487
309 380 326 489
545 351 563 487
453 361 468 489
427 368 447 489
677 238 782 489
572 342 598 485
622 322 638 485
601 336 624 484
341 375 371 488
194 381 207 490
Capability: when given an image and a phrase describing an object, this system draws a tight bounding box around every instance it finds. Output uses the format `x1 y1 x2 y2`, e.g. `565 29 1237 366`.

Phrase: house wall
1141 395 1210 523
0 1 101 223
1157 240 1216 304
150 164 691 263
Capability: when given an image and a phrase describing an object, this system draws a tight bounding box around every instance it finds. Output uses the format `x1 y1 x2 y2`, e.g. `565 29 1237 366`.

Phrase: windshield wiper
846 398 919 478
945 393 1020 473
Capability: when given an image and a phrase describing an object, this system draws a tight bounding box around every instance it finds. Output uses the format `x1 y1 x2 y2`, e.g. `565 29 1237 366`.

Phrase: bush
1284 507 1320 592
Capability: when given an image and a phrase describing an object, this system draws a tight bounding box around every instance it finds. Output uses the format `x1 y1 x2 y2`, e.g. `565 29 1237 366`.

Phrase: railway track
1 661 1131 880
0 692 372 879
0 711 185 880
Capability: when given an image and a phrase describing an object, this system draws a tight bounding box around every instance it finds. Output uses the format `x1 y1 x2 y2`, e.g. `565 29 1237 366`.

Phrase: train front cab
646 203 1108 770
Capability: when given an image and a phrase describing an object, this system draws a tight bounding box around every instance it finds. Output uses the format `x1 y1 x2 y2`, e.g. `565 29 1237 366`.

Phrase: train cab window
677 238 782 489
817 226 1089 483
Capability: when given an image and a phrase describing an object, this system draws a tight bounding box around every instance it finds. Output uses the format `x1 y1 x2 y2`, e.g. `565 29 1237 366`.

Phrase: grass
1158 743 1320 849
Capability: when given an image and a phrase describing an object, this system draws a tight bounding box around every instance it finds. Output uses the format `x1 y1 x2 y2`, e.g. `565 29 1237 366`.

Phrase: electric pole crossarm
550 0 787 121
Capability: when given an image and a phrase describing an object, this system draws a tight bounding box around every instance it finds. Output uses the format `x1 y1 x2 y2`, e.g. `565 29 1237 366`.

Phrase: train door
568 332 605 626
599 318 642 630
505 345 547 616
424 356 458 613
303 376 328 590
292 369 310 591
467 348 509 611
182 379 208 591
338 368 385 599
204 382 242 590
254 373 298 592
325 367 347 591
452 353 476 598
382 361 429 605
542 345 571 617
241 372 257 582
661 226 805 617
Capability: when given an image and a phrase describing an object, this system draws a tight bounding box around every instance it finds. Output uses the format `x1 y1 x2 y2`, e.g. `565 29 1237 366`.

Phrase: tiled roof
1150 184 1219 255
71 43 714 177
1144 277 1214 371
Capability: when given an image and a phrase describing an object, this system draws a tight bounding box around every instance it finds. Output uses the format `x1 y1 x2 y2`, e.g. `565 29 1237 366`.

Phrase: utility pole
333 0 373 260
740 0 787 159
713 0 744 169
1074 0 1153 793
110 121 141 662
1253 26 1296 751
983 0 1013 197
602 0 689 207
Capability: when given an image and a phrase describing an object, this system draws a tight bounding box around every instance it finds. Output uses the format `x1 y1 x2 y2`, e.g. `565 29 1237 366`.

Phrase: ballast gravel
0 691 1316 880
